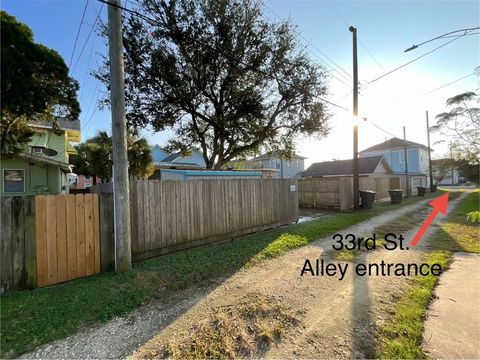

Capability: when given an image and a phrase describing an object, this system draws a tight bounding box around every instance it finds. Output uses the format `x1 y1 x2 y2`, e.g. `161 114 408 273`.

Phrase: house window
84 175 91 180
396 150 405 164
84 183 92 189
3 170 25 193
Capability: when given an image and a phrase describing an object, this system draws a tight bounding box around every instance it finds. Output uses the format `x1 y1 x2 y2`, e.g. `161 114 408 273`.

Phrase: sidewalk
422 252 480 359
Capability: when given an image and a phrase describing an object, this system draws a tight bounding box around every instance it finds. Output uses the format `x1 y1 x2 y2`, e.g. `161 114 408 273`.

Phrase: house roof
302 156 391 177
360 137 430 153
19 152 71 171
161 153 183 163
29 118 81 142
250 151 306 161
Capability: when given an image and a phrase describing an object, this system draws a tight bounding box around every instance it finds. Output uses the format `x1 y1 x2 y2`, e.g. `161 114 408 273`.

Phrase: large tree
432 73 479 164
0 11 80 157
96 0 330 169
70 131 154 182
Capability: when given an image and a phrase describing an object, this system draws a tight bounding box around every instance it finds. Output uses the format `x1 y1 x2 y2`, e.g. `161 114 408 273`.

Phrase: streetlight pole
349 26 359 210
404 26 480 52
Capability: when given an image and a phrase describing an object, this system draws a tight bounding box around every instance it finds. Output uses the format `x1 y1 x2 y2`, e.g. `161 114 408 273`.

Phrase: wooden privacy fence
1 194 100 292
2 180 298 291
122 179 298 262
299 176 406 211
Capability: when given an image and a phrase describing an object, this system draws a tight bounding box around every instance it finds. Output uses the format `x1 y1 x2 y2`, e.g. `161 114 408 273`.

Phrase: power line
261 10 351 88
71 4 104 74
264 3 353 83
69 0 90 72
362 118 399 138
417 71 477 98
326 0 385 71
82 80 101 132
98 0 350 111
367 33 470 85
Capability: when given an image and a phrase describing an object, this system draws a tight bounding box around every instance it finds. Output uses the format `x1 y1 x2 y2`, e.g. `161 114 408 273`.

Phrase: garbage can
417 186 427 196
359 190 376 209
430 184 437 192
388 189 403 204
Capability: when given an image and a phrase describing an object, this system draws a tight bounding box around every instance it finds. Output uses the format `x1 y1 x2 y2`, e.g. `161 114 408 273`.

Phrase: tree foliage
96 0 330 169
432 88 480 163
70 131 154 182
432 158 454 185
0 10 80 157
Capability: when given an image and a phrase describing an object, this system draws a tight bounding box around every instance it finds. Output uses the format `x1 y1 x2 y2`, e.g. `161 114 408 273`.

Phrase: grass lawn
376 190 480 359
0 190 442 358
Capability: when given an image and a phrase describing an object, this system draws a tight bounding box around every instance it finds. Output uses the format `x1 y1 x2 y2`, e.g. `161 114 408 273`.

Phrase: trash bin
417 186 427 196
359 190 376 209
430 184 437 192
388 189 403 204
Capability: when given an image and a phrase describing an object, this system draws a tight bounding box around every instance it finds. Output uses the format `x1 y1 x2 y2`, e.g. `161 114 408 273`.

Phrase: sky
2 0 479 167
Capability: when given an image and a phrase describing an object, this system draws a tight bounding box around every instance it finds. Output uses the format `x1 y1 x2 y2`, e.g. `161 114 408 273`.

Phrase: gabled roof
302 155 392 177
250 151 306 161
360 137 429 153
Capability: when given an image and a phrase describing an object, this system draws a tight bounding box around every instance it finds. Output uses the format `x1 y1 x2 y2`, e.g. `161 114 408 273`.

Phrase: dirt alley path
22 193 468 359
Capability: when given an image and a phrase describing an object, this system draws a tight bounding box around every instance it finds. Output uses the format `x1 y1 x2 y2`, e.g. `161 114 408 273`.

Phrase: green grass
376 190 479 359
0 191 441 358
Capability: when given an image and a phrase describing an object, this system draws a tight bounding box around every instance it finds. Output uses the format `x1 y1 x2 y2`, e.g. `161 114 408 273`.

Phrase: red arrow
410 193 449 247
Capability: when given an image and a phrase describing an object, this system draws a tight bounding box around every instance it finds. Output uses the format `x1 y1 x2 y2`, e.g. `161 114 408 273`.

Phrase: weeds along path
131 193 468 359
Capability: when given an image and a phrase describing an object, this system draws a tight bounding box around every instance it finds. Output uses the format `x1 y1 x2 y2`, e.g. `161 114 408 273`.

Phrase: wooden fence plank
148 180 156 250
45 195 58 285
55 195 68 283
84 194 95 276
99 193 114 272
76 195 86 277
1 197 13 292
130 183 138 254
11 197 25 288
93 194 100 273
24 196 37 288
136 181 144 252
66 194 77 280
35 196 48 287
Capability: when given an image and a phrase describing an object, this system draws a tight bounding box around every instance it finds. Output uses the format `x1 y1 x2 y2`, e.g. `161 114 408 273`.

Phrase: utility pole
426 111 435 192
403 126 410 197
349 25 359 210
107 0 131 272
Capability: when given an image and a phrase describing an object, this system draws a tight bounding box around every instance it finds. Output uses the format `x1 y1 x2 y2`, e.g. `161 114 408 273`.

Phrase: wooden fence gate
35 194 100 287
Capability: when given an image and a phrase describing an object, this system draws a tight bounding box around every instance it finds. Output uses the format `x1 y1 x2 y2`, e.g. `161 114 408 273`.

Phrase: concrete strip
423 252 480 359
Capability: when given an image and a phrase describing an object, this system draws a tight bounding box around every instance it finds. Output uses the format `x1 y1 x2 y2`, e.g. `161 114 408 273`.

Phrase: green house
1 119 80 196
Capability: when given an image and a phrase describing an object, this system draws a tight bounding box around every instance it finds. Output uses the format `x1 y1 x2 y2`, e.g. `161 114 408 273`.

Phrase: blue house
359 138 430 189
246 151 306 179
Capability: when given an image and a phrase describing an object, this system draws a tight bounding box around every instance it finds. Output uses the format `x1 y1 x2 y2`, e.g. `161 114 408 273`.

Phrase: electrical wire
264 3 352 84
69 0 90 72
417 72 477 98
326 0 385 71
367 32 471 85
71 4 104 74
98 0 350 111
362 118 399 138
